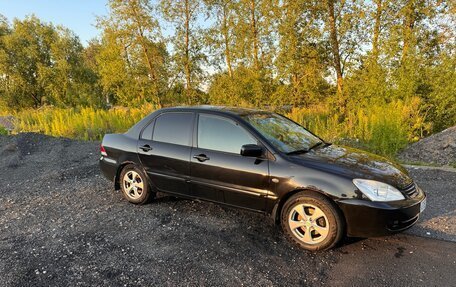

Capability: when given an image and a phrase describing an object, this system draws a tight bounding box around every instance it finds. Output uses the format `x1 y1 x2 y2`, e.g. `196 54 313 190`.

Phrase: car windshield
242 113 322 154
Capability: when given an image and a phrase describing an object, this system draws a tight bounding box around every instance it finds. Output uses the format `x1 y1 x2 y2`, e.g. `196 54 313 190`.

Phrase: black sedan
99 106 426 251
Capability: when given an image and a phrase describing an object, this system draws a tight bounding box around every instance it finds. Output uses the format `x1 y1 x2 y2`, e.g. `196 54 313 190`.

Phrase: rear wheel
119 164 154 204
281 191 344 251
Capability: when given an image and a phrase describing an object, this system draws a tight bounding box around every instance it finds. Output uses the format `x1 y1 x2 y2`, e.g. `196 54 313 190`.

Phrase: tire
119 164 155 204
281 191 344 251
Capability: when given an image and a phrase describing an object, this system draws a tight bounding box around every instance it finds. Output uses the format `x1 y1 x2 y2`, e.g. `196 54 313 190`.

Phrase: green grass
0 126 8 135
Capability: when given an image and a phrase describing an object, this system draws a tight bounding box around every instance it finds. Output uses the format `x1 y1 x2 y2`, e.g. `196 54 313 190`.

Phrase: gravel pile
398 126 456 166
0 116 14 131
0 132 455 286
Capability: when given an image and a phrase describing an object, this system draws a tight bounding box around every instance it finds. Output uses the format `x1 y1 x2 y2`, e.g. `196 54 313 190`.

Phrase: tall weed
286 97 427 157
12 104 156 140
8 98 427 157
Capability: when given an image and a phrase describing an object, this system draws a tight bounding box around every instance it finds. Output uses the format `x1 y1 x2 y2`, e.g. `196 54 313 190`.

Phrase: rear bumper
99 156 117 182
337 189 426 237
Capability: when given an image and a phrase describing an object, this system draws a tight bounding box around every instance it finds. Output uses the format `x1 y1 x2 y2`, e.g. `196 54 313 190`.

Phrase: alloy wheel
288 203 329 244
123 170 144 200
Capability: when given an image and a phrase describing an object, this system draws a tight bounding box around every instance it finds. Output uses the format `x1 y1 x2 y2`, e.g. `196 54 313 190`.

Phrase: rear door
137 112 194 196
190 113 270 211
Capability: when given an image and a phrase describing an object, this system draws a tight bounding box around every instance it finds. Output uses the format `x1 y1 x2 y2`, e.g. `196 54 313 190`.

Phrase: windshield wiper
286 141 329 155
286 148 310 155
308 141 324 150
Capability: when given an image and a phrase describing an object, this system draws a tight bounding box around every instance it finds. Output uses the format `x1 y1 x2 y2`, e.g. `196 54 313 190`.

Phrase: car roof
126 105 273 140
160 105 270 117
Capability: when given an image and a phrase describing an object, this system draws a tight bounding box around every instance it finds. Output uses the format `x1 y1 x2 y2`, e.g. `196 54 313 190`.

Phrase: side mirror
240 144 263 157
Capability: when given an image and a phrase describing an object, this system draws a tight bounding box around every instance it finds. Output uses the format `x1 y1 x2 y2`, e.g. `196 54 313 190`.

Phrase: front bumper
337 187 426 237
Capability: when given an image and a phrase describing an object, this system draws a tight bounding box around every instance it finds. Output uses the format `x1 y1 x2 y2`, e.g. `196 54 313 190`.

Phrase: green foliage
95 0 168 107
425 53 456 131
160 0 207 103
0 15 100 109
275 0 330 107
0 0 455 158
207 67 276 107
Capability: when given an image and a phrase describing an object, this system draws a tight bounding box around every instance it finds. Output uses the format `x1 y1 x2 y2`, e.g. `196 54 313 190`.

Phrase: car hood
289 144 412 189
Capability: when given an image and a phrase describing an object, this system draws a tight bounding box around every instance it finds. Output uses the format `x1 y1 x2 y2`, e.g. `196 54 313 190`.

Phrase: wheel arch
114 161 139 190
272 187 346 229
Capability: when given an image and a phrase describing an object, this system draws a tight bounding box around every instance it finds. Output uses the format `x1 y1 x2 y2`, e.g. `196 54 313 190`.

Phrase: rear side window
198 114 257 154
152 113 193 146
140 121 154 140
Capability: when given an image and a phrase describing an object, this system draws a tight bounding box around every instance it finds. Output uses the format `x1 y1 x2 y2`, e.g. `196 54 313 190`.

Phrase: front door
190 113 270 211
138 112 194 196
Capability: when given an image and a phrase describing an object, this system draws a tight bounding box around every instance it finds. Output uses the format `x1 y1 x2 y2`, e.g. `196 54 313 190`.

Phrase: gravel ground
405 167 456 242
0 133 455 286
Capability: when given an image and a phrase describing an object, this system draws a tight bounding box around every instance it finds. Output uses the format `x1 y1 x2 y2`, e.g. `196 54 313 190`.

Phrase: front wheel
119 164 155 204
281 191 344 251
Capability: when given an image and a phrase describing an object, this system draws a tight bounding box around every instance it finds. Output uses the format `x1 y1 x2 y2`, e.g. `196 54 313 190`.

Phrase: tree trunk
130 4 157 82
372 0 382 61
401 0 415 65
291 73 300 105
184 0 192 103
222 4 233 77
326 0 343 96
140 41 157 82
250 0 260 70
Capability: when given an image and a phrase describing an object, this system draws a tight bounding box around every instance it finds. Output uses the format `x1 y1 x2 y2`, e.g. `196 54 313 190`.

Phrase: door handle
193 154 210 162
139 144 152 152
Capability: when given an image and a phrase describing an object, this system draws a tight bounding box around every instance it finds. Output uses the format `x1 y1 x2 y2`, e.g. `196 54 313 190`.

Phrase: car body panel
137 139 192 195
338 186 426 237
99 105 426 238
190 147 270 211
290 145 412 189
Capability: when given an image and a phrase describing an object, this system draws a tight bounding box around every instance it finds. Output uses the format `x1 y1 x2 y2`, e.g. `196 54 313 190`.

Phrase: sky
0 0 109 45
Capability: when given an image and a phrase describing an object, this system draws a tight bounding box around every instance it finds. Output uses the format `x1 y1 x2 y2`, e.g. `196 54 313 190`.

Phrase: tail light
100 144 108 157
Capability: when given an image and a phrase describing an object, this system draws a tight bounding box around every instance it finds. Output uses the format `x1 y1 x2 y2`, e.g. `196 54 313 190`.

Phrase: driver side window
198 114 257 154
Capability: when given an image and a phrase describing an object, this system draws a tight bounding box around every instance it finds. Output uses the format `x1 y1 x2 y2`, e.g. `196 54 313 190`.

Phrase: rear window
152 113 193 146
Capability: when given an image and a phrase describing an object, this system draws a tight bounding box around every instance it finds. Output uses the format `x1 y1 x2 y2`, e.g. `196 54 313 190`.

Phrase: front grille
401 182 419 198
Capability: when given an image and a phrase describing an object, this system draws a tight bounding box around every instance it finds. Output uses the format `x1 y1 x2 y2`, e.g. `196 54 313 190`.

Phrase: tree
208 66 277 107
234 0 276 71
96 0 168 106
161 0 206 103
372 0 383 61
0 15 98 109
324 0 367 112
205 0 237 77
275 0 329 106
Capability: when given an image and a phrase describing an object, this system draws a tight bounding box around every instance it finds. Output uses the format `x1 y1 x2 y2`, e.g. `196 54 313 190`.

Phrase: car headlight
352 179 405 202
